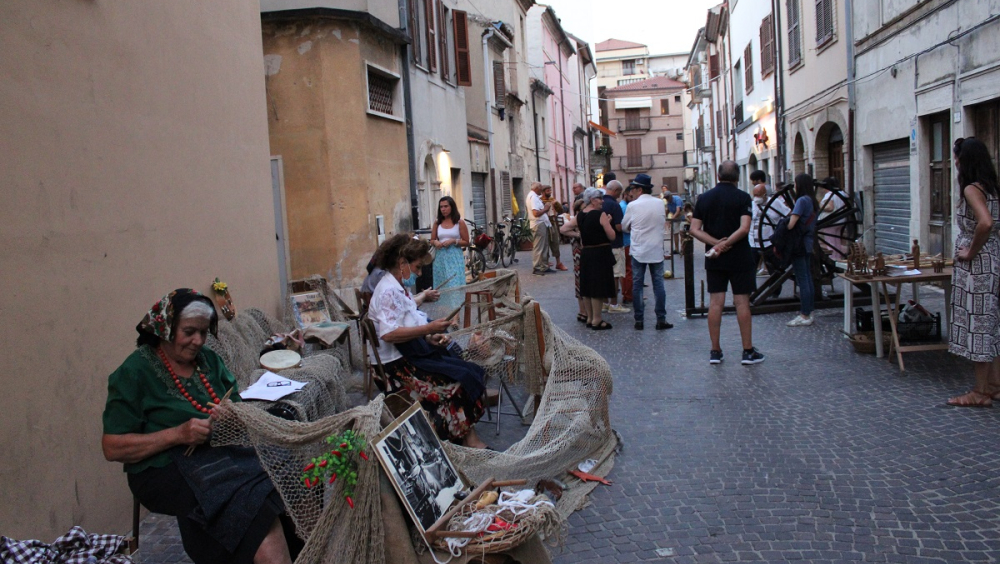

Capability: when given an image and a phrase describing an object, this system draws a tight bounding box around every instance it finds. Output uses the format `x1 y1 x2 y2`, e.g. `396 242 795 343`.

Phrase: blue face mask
403 272 417 288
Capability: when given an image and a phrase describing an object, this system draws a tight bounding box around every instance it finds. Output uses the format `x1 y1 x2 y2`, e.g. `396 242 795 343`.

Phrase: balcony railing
616 116 651 133
617 155 654 172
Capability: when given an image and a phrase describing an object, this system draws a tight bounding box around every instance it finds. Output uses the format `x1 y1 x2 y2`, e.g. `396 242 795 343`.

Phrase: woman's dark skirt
579 246 616 299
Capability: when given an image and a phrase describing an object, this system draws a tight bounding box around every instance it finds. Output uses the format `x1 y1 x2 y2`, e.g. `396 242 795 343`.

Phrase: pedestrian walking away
622 173 672 331
619 184 636 305
690 160 764 365
527 182 554 276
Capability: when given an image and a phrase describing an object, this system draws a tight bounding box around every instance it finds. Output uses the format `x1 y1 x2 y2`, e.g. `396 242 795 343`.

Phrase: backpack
769 212 815 267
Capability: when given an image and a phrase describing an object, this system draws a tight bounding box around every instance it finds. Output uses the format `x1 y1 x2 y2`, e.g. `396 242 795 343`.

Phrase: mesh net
210 270 616 564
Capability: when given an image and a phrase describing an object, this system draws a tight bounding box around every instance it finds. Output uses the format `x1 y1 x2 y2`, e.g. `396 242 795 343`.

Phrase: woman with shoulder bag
786 174 818 327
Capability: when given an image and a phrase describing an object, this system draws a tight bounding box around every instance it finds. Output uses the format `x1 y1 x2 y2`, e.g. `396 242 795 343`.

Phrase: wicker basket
849 331 889 354
432 497 552 555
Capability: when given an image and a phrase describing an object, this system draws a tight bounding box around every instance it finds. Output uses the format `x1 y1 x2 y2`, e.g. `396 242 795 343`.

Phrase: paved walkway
138 247 1000 564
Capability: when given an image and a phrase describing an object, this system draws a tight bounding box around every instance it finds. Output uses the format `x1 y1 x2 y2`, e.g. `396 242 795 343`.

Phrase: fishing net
206 307 350 420
209 270 616 564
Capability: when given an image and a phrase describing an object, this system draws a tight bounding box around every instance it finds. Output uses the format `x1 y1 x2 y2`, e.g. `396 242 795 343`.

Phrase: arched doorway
792 133 805 176
826 125 844 190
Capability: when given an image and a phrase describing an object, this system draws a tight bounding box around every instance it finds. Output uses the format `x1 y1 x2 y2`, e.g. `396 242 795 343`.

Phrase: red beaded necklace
157 346 220 414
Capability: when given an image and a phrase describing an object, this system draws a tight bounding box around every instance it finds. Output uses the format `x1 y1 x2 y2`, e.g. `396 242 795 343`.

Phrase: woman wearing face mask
368 235 488 448
360 235 439 306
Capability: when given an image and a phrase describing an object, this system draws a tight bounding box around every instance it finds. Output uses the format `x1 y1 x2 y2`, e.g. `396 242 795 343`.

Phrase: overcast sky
538 0 722 56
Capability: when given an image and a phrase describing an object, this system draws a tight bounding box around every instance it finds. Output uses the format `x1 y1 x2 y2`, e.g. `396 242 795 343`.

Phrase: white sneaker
602 303 610 312
608 304 631 314
787 315 814 327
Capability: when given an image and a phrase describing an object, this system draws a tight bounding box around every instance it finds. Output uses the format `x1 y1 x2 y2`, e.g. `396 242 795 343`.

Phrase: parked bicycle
484 219 509 269
464 219 488 280
503 215 530 265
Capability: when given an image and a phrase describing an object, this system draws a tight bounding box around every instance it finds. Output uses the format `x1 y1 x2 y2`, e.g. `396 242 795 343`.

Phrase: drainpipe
399 0 419 228
771 0 786 184
845 0 856 196
531 82 542 182
482 25 512 224
558 41 570 203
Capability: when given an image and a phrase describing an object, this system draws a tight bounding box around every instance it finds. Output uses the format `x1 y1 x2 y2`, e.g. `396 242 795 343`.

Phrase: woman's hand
956 246 973 262
423 289 441 302
427 318 453 334
428 334 451 347
177 417 212 445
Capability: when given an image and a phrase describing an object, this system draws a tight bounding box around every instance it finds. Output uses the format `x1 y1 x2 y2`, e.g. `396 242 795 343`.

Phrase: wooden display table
838 268 952 371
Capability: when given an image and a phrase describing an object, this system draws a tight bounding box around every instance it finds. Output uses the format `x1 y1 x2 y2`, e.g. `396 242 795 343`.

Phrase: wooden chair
358 315 388 399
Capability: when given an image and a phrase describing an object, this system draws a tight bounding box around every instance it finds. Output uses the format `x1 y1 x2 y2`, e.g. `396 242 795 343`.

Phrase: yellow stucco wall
263 19 411 287
0 0 280 539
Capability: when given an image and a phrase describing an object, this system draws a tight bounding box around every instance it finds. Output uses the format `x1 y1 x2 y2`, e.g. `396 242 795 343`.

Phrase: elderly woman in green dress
102 289 298 564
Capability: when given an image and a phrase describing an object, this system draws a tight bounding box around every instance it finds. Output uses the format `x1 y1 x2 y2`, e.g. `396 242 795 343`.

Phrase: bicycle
484 220 506 269
464 219 488 280
503 216 529 265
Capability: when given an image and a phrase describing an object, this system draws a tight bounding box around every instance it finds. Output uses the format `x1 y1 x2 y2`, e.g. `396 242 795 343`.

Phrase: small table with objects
838 267 952 371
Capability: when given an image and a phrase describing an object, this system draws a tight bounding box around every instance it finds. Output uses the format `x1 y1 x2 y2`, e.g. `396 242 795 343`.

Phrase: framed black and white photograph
372 403 465 534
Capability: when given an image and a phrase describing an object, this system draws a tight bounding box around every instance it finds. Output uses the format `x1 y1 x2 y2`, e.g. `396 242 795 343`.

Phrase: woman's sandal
591 321 613 331
947 390 993 408
577 313 588 323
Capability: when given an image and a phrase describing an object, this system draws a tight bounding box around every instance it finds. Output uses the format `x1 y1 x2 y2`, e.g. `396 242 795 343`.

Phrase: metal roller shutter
471 172 487 228
872 140 911 254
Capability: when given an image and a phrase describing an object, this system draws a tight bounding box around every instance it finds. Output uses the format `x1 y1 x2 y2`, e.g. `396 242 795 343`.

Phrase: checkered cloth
0 526 131 563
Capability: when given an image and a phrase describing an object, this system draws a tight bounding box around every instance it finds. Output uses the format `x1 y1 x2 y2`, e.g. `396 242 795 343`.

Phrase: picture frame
290 291 331 329
372 403 466 535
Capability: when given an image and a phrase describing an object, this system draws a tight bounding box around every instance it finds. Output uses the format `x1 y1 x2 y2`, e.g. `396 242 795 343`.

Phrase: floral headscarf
136 289 218 343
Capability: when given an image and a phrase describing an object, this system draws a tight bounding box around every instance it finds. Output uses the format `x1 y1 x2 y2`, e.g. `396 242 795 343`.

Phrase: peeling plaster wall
0 0 279 539
262 19 409 287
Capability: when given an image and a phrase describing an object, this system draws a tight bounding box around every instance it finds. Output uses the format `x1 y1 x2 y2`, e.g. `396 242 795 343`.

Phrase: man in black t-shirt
690 161 765 366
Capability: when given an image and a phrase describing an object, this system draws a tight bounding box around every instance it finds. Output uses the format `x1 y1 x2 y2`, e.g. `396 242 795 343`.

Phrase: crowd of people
98 144 1000 563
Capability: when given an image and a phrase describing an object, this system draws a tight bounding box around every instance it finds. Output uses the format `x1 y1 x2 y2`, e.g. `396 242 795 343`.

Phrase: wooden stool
463 291 496 328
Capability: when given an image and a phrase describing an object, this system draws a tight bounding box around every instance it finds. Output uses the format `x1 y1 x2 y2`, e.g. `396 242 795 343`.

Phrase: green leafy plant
301 430 369 509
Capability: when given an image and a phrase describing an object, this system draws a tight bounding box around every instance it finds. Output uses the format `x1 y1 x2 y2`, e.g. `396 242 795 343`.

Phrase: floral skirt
382 357 485 441
572 238 582 299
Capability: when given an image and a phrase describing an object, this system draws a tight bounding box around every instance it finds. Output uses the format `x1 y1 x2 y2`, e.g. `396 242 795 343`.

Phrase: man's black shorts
706 269 756 295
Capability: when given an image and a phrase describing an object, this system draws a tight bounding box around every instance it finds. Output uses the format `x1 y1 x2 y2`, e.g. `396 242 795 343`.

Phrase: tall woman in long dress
431 196 469 307
947 137 1000 407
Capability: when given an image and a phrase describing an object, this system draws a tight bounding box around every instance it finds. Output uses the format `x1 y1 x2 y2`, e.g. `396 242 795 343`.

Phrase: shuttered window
408 0 421 64
439 3 450 81
453 11 471 86
815 0 835 45
709 54 720 79
744 43 753 94
760 14 775 78
787 0 802 65
716 110 722 139
627 138 643 168
658 136 667 154
425 0 437 72
493 60 506 108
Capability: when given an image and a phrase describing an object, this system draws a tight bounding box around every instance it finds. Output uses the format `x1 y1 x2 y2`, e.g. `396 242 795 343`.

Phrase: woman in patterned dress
560 198 588 323
369 234 488 447
946 137 1000 407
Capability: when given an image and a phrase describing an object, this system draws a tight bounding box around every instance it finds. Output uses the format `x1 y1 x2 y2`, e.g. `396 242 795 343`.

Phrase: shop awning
588 121 616 137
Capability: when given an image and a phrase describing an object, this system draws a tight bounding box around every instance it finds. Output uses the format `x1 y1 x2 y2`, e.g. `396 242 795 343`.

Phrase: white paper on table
240 371 308 401
887 269 921 277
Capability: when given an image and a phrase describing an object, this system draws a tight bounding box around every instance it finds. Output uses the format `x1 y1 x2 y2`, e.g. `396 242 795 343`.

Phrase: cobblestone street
138 247 1000 564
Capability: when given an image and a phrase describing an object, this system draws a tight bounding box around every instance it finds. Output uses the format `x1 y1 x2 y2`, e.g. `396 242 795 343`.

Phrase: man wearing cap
623 174 672 330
